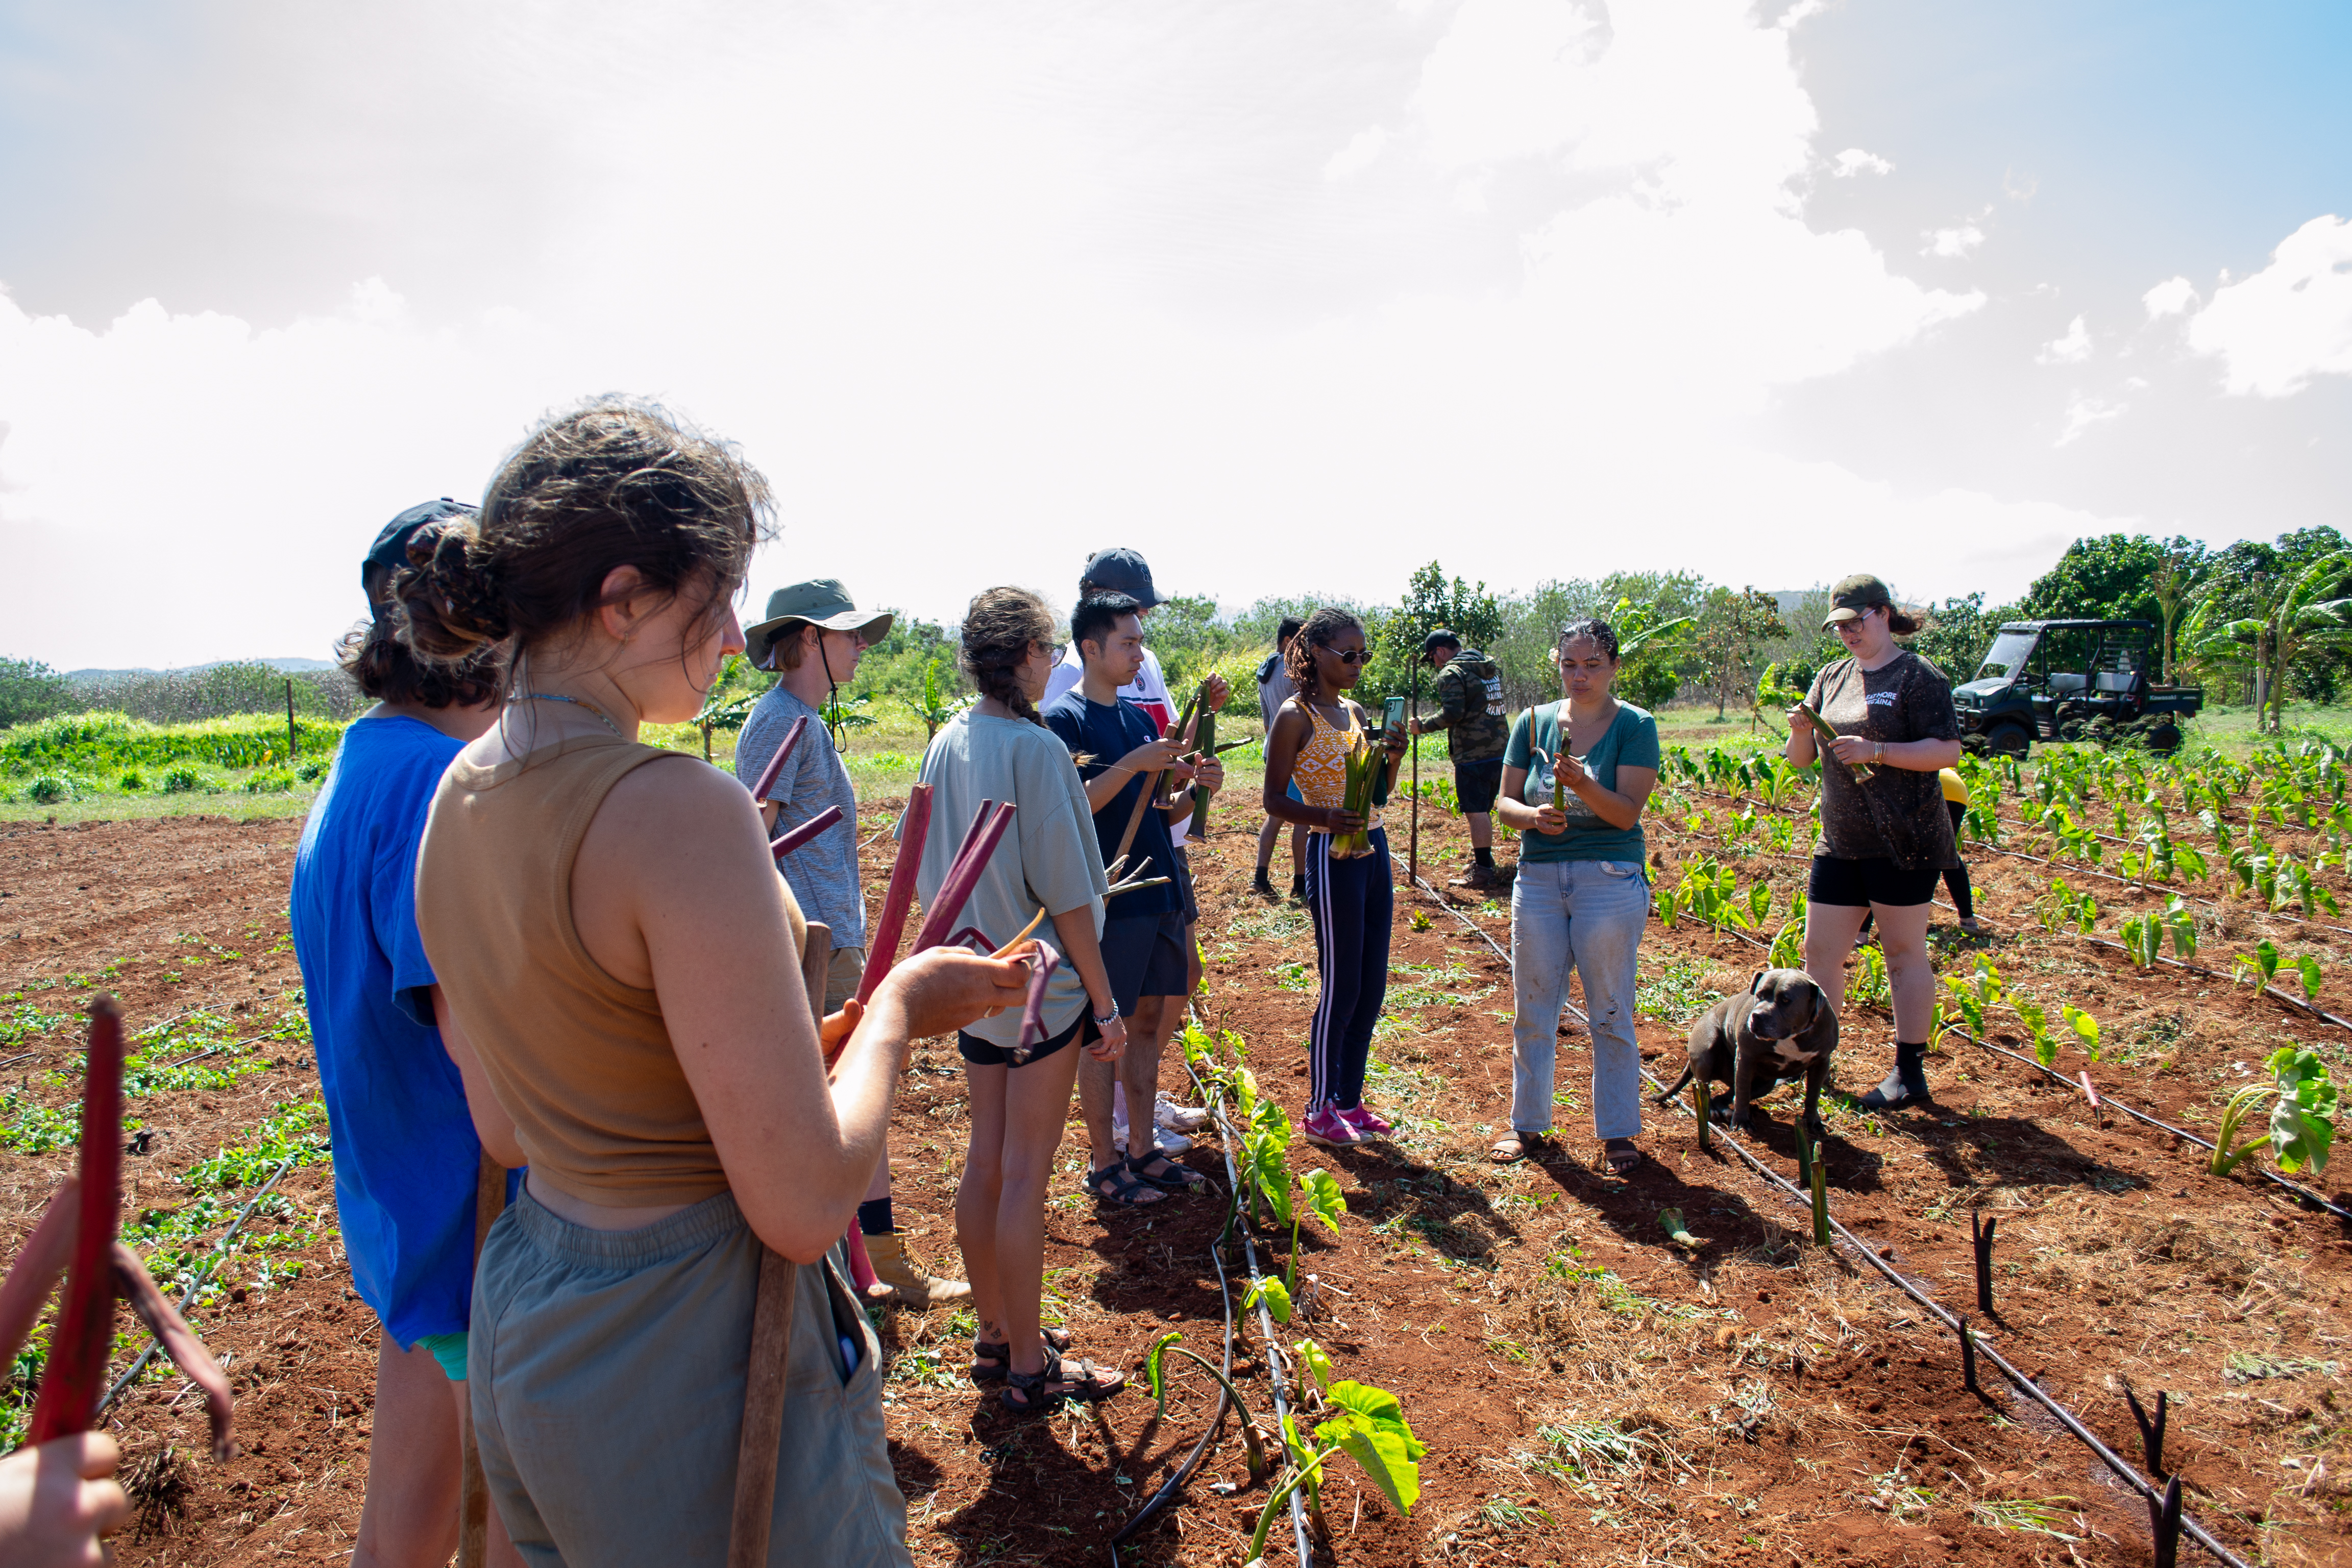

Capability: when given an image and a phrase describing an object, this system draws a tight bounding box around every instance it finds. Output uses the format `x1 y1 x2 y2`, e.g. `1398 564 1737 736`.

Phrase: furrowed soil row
5 800 2351 1564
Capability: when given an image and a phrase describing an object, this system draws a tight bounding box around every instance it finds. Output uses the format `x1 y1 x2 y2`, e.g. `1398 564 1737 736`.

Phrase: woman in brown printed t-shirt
1783 574 1962 1112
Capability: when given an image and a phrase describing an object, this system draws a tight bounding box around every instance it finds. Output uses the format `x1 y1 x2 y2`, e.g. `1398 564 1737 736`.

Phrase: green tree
2184 550 2352 731
0 658 73 728
1693 587 1785 720
2017 534 2168 623
2147 537 2209 683
1910 593 2015 682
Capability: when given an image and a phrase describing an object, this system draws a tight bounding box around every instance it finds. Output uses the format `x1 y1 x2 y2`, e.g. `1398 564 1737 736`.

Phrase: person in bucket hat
736 582 968 1307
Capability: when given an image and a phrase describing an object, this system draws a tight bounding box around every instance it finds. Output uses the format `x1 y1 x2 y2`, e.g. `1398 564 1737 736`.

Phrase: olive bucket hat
1820 573 1894 630
744 579 894 671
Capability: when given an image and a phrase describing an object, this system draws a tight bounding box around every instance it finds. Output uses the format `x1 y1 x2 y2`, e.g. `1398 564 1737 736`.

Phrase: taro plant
2233 939 2326 1002
2209 1047 2338 1179
1144 1331 1271 1483
1244 1340 1425 1561
1285 1169 1348 1299
900 659 969 742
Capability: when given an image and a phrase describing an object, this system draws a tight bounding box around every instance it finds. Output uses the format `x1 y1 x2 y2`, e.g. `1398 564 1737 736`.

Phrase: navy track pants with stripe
1305 826 1392 1113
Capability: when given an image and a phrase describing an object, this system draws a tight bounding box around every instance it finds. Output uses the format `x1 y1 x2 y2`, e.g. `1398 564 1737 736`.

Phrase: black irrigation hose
1108 1041 1311 1567
1408 874 2259 1568
1647 816 2352 1215
1683 780 2352 940
2072 934 2352 1034
99 1153 298 1417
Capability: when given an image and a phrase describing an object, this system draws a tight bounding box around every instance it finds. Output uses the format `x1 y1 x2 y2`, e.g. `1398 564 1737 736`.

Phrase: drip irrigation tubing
1603 859 2352 1219
1682 780 2352 940
1106 1037 1311 1567
1409 873 2257 1566
2070 934 2352 1034
100 1153 297 1416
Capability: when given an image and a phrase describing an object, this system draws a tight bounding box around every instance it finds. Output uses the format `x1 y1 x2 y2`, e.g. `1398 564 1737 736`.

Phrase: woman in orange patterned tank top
1260 608 1406 1148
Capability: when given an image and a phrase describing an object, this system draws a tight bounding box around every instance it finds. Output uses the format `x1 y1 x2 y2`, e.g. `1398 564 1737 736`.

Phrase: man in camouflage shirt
1412 630 1510 890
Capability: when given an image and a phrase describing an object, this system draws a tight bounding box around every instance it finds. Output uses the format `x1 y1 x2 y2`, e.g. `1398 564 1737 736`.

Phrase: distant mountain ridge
65 657 335 681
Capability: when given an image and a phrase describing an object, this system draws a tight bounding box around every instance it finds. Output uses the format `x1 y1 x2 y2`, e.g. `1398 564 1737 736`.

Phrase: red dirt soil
2 790 2348 1566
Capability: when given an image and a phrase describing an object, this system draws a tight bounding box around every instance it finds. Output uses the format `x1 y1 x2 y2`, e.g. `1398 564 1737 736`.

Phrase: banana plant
2210 1047 2338 1179
2182 549 2352 734
900 658 970 741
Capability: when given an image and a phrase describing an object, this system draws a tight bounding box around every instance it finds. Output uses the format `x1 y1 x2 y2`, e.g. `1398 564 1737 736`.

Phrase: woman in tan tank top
400 400 1027 1567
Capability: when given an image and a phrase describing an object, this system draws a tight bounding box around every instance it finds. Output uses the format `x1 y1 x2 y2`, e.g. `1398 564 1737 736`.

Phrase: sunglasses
1322 648 1369 666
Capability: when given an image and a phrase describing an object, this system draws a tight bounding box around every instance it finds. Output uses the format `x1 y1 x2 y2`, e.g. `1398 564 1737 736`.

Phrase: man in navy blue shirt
1045 594 1222 1207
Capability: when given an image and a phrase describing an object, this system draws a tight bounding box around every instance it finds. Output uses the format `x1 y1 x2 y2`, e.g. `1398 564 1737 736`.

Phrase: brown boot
1448 862 1500 892
862 1231 971 1307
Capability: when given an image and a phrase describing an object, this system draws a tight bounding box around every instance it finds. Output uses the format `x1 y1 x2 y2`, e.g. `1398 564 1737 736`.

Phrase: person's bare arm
1050 906 1127 1062
574 761 1028 1261
431 985 526 1169
1822 734 1961 772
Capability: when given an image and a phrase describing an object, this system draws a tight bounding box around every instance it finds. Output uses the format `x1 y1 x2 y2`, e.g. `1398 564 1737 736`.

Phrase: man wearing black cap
291 499 524 1567
1411 629 1510 891
1044 549 1228 1173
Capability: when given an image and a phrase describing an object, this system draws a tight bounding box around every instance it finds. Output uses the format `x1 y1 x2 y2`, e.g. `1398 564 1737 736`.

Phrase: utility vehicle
1951 619 2202 755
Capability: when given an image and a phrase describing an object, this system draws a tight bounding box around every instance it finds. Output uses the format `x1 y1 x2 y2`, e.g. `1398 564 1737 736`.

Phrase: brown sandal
1490 1130 1545 1164
1602 1138 1643 1177
998 1344 1126 1414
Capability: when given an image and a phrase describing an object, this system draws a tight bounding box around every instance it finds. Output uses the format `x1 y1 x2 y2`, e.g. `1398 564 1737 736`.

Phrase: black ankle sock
857 1197 895 1237
1473 847 1494 869
1291 873 1307 894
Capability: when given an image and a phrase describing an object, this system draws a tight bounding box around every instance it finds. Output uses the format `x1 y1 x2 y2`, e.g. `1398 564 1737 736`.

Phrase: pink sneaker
1302 1107 1367 1148
1340 1104 1392 1138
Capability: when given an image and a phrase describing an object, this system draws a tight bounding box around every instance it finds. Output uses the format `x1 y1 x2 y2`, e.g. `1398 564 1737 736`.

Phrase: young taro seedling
2209 1047 2338 1180
1143 1330 1270 1483
1243 1340 1426 1562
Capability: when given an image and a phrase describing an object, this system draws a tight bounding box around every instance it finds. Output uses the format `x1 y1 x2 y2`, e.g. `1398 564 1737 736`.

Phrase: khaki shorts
472 1189 910 1567
825 945 866 1015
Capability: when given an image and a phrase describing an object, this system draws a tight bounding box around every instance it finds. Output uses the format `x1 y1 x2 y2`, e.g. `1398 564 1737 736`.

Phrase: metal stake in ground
1957 1314 1979 1395
1408 662 1420 886
1971 1210 1998 1317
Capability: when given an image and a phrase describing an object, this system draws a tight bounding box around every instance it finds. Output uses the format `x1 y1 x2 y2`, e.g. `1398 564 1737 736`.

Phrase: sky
1 0 2346 671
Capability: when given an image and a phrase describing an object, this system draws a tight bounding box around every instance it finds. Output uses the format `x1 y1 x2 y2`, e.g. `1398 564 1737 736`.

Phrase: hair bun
393 518 513 653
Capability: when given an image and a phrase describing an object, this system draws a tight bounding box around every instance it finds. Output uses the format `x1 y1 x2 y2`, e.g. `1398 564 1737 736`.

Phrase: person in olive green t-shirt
1491 620 1661 1177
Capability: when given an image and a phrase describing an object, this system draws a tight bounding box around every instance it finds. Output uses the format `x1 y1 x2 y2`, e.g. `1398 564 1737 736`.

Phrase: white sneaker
1119 1129 1194 1156
1155 1092 1209 1133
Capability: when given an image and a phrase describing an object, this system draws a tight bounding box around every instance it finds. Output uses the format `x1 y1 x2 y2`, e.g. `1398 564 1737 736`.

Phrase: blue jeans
1304 826 1392 1112
1508 857 1649 1139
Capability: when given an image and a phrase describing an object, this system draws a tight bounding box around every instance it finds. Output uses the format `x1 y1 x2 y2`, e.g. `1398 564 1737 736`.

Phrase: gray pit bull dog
1653 967 1837 1137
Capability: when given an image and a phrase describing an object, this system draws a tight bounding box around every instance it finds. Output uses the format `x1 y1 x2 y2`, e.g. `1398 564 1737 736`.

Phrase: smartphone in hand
1382 695 1407 741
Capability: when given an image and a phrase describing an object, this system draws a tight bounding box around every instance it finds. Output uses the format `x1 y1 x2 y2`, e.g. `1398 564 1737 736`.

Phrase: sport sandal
1085 1161 1167 1208
1000 1343 1126 1415
972 1326 1072 1384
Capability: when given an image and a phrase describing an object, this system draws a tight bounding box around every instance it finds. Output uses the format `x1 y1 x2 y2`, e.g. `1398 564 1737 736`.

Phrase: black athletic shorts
1454 757 1505 814
1172 845 1200 925
1808 854 1940 909
959 1009 1093 1069
1100 910 1189 1011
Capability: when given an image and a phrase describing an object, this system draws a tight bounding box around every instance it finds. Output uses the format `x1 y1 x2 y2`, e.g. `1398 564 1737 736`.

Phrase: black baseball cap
1420 628 1462 664
363 498 476 617
1080 547 1162 608
1821 573 1894 630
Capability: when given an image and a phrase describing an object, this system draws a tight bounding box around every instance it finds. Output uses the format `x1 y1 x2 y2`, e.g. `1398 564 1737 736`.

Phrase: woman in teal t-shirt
1492 620 1661 1174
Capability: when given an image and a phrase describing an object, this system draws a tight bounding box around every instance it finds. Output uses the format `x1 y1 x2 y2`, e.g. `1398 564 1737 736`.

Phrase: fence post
284 679 298 761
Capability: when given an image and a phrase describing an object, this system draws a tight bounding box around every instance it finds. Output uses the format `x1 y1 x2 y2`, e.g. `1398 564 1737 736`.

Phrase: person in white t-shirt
1049 549 1228 1164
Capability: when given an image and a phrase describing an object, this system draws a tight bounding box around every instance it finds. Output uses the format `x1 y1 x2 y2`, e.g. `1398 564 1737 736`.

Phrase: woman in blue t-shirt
1491 620 1661 1174
289 501 524 1567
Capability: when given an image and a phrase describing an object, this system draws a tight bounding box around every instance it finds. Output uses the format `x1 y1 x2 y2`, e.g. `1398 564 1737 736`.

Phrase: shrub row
0 712 347 779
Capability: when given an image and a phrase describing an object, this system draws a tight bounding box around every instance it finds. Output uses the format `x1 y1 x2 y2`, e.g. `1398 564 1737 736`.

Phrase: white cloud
1924 223 1986 259
0 0 2044 670
1323 126 1389 181
2037 314 2092 365
2183 214 2352 397
1830 148 1891 179
2142 276 2197 318
2056 395 2124 447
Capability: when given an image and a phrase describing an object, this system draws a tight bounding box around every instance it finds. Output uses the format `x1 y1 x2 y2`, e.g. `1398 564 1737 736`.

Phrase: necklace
515 691 621 738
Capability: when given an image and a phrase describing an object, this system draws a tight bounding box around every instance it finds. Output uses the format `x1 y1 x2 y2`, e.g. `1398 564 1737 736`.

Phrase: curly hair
393 397 775 683
1284 607 1363 699
336 616 502 709
960 586 1055 727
